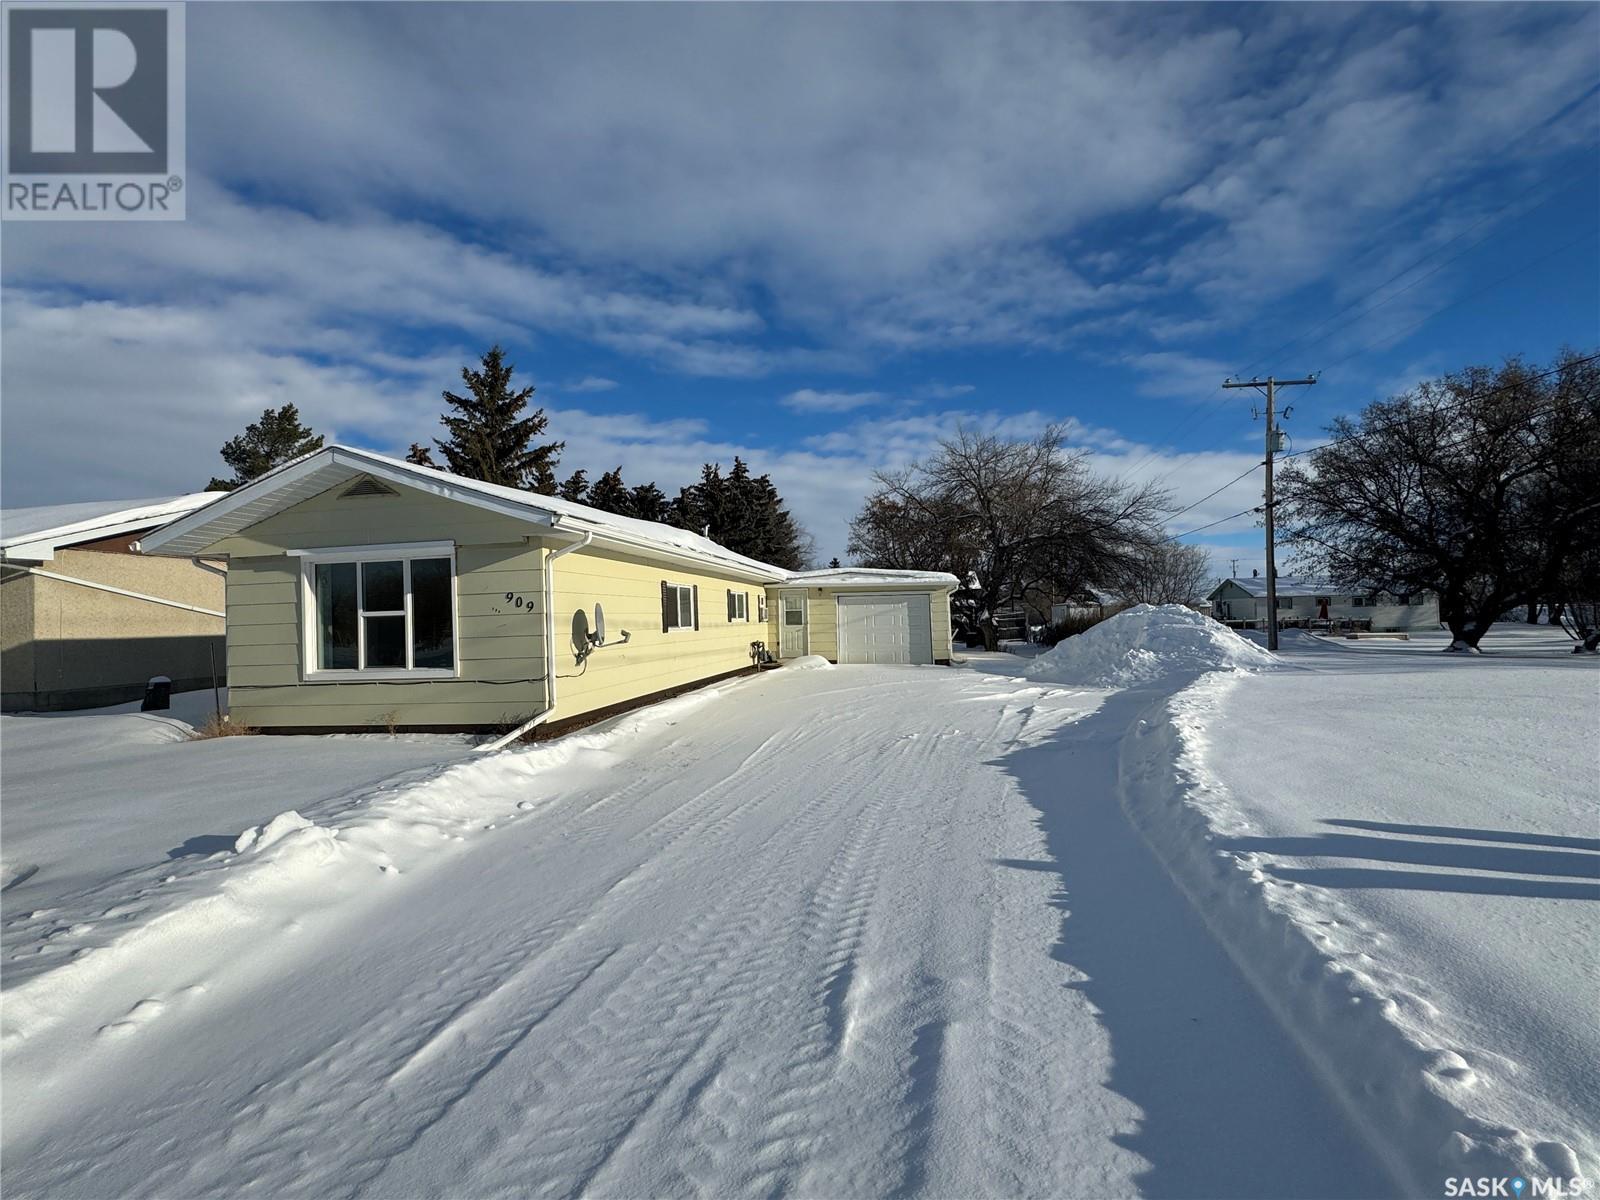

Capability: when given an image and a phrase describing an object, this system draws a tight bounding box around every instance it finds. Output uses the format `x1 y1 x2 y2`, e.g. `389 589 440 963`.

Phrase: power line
1317 227 1600 375
1132 213 1597 488
1278 363 1600 464
1118 92 1600 482
1238 169 1598 371
1164 460 1262 524
1160 352 1600 543
1164 505 1263 543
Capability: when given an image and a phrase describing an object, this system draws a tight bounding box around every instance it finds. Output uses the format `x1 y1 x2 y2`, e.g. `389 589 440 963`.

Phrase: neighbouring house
2 493 225 711
1049 588 1119 626
1207 576 1441 631
135 446 958 735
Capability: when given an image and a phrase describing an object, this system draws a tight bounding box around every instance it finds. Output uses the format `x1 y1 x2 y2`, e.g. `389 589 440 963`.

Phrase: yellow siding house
136 446 957 737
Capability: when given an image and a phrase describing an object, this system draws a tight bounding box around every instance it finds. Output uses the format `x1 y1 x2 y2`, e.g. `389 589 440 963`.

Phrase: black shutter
744 591 750 621
661 581 671 632
692 585 700 630
726 589 735 621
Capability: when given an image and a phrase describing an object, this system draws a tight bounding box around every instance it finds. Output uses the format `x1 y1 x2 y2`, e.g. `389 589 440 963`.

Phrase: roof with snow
1213 576 1351 598
1 492 220 563
787 568 961 589
136 446 934 587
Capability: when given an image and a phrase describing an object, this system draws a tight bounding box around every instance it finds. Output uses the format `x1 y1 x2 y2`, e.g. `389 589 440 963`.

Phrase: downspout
478 529 593 753
192 558 228 722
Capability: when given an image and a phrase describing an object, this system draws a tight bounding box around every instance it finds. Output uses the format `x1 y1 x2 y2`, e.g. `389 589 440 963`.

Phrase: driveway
2 662 1392 1199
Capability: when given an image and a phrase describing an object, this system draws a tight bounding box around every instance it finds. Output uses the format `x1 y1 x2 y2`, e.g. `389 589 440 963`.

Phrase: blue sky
3 2 1597 569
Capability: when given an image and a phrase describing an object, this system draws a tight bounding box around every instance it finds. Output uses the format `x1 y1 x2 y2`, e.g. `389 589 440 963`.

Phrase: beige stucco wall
1 549 224 710
548 544 769 723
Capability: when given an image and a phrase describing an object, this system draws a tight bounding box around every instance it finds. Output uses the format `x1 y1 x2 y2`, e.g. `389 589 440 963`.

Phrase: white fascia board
542 523 783 584
137 449 559 556
135 453 346 554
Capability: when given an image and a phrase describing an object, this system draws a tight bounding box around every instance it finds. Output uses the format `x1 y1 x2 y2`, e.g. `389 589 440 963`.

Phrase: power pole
1221 374 1317 651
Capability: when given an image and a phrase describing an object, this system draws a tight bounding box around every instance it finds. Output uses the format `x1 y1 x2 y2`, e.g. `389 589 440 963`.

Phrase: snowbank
783 655 835 671
0 680 740 1057
1119 674 1595 1192
1025 603 1277 687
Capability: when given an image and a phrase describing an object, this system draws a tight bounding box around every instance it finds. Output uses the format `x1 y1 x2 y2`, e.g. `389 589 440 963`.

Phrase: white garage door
836 593 934 665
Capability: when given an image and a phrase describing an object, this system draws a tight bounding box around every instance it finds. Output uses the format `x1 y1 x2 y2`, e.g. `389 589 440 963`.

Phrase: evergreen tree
558 469 589 504
829 557 841 569
405 442 436 467
432 345 563 492
206 404 323 491
670 457 809 569
629 481 670 523
587 467 635 517
672 463 730 538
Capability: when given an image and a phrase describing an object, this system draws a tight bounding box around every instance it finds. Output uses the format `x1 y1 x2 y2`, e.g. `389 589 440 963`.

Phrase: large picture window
304 546 456 676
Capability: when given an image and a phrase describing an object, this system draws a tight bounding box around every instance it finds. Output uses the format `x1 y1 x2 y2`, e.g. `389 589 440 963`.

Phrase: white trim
778 588 809 658
3 566 225 618
287 540 455 561
299 546 461 681
134 446 780 582
2 494 218 563
664 581 697 632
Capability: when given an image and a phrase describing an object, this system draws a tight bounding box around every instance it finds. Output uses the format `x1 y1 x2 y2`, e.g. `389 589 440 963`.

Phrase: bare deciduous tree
1115 542 1213 606
1278 349 1600 651
848 426 1169 649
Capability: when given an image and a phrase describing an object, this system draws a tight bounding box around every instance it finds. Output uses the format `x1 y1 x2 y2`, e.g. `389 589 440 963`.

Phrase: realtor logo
3 2 185 219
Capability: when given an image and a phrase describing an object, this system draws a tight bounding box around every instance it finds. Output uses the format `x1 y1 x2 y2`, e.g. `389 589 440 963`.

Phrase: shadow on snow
989 680 1398 1200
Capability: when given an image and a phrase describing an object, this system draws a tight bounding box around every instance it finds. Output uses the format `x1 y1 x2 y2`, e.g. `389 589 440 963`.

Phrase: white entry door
836 593 934 665
779 591 808 658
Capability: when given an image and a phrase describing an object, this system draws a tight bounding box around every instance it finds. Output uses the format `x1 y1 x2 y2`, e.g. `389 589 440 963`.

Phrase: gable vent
340 476 399 498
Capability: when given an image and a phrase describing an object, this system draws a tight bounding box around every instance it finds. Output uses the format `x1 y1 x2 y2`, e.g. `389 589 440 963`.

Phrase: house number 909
504 592 537 613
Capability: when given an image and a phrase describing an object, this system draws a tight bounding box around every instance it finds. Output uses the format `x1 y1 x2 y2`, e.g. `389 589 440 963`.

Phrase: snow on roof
1216 576 1356 598
136 446 784 580
1 492 219 562
787 568 961 588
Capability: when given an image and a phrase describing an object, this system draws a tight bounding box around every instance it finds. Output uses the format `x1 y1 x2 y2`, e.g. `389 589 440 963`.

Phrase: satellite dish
570 608 591 655
592 603 606 646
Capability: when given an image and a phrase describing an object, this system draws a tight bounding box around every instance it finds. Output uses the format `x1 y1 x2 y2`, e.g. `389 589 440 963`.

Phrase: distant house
135 446 958 735
1049 587 1118 625
2 493 224 711
1207 576 1440 632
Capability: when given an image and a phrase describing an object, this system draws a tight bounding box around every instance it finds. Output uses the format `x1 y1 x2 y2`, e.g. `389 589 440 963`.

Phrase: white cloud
563 376 620 394
781 389 887 414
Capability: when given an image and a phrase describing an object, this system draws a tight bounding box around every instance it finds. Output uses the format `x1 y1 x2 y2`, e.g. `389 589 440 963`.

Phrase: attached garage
836 592 935 665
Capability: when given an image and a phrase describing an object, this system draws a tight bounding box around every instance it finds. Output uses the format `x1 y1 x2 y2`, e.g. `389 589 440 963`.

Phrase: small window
758 593 768 622
1276 596 1293 610
663 582 697 631
309 552 454 674
1398 593 1412 606
1351 595 1366 607
727 590 749 622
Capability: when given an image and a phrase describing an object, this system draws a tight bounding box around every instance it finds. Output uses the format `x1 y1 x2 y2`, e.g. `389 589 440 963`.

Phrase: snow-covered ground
1 614 1593 1198
1183 628 1599 1187
1 689 475 985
